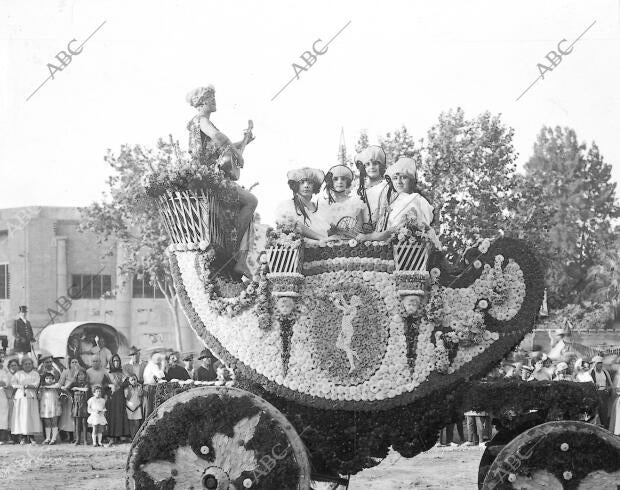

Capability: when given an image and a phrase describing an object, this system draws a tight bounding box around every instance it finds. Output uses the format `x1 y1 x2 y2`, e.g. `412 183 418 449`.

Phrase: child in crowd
124 374 143 439
38 371 62 444
69 369 90 445
0 357 10 443
87 384 107 447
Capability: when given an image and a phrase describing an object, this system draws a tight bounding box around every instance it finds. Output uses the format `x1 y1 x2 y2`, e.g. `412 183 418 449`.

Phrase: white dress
142 362 165 385
0 370 10 430
318 195 364 231
87 396 107 426
362 182 389 227
275 199 329 239
11 370 42 435
381 192 434 231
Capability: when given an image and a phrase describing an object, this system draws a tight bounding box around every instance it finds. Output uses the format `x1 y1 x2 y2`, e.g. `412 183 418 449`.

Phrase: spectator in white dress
10 356 42 444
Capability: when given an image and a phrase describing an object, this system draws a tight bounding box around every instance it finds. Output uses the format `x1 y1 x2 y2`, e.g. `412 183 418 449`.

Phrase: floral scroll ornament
140 413 261 489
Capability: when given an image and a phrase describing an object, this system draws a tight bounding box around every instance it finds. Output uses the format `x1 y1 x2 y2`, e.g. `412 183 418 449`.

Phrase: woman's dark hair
288 180 315 226
109 354 123 373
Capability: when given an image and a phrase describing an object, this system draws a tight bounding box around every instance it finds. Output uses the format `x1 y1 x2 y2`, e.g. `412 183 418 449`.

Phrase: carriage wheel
126 386 311 489
481 420 620 489
477 412 546 488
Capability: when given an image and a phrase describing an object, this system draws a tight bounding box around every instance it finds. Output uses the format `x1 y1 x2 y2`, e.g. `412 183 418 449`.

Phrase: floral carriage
124 186 620 490
126 96 619 488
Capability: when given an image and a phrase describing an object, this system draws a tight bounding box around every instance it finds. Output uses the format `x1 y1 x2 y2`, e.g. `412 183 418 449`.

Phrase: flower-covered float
126 88 618 490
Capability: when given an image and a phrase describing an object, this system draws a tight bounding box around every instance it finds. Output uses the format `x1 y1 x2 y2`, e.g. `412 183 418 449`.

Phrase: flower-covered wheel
481 420 620 489
126 386 311 489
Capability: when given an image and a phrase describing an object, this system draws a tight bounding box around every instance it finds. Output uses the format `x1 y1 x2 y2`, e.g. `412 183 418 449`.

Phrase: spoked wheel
126 386 312 489
481 421 620 489
478 412 545 488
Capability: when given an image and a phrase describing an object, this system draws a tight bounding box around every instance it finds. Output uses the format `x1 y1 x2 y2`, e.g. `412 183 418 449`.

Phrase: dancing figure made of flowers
331 292 362 373
320 164 364 240
355 145 389 231
275 167 330 240
186 85 257 278
360 157 438 246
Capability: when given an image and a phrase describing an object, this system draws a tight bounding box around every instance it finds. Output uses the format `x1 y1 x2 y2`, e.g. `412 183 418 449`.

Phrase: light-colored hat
386 157 417 180
186 85 215 107
286 167 325 188
327 164 354 181
355 146 386 165
591 355 604 364
556 362 568 371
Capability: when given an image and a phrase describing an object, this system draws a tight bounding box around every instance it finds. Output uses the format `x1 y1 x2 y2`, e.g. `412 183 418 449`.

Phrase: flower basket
158 189 237 250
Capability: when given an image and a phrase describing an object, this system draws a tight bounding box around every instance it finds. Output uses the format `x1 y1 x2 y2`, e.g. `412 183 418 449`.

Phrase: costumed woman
355 146 388 231
319 164 364 239
186 85 257 278
359 157 437 245
275 167 329 240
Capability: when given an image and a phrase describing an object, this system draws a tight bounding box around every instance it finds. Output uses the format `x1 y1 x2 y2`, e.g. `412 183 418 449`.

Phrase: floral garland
265 223 303 249
303 257 394 275
193 249 263 318
145 152 233 199
303 239 392 262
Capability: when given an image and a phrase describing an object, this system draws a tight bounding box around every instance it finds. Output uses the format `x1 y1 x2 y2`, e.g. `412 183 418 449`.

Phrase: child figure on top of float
359 157 437 244
274 167 330 241
319 164 364 238
355 146 389 231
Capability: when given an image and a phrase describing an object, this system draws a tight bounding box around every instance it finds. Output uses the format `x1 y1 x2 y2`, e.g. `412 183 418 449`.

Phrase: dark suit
193 364 217 382
13 317 34 353
165 364 190 381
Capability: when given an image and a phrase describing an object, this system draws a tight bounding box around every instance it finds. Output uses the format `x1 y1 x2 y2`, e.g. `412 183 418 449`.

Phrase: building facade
0 206 196 354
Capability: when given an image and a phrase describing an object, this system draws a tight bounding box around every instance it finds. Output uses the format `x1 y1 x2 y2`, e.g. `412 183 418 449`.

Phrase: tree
518 127 619 308
354 125 422 165
422 108 517 260
80 136 185 350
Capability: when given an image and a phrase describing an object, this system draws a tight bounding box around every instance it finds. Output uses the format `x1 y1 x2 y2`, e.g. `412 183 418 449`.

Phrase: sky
1 0 619 223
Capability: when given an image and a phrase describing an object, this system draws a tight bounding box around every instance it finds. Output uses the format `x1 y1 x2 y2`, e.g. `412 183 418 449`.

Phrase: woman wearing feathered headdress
275 167 329 240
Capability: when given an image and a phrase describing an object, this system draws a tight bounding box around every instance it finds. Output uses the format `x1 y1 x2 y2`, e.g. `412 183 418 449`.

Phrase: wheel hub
202 466 230 490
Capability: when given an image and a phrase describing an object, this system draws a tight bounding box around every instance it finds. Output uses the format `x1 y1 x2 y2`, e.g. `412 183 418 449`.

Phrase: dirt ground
0 443 482 489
